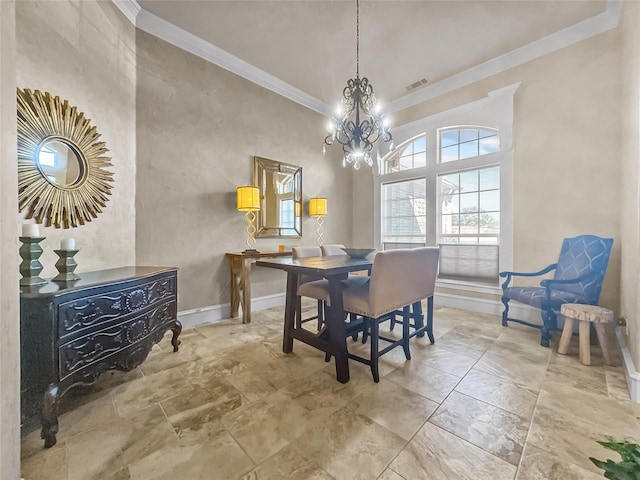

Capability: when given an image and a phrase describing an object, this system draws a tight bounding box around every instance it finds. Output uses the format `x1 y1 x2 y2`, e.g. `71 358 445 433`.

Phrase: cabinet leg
171 319 182 352
41 384 60 448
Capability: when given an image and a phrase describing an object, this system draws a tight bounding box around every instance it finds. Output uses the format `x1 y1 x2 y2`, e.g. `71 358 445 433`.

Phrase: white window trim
372 83 519 293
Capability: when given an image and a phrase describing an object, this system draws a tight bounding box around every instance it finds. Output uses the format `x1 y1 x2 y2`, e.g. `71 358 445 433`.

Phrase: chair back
321 244 346 256
292 246 322 285
552 235 613 303
292 246 322 259
367 247 440 318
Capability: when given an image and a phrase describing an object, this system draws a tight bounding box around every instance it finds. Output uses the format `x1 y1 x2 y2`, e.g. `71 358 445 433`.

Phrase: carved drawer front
58 275 176 339
58 300 175 380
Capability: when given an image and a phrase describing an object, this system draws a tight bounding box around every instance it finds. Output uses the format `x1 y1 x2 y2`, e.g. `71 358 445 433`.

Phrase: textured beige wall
620 1 640 368
135 31 352 311
16 0 136 276
0 1 20 477
354 29 622 312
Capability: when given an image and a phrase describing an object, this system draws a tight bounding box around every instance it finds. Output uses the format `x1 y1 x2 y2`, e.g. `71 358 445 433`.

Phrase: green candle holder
52 249 80 282
19 236 47 286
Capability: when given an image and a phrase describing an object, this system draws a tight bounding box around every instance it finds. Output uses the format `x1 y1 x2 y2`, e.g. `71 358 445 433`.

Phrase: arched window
374 84 517 288
439 126 499 162
383 135 426 174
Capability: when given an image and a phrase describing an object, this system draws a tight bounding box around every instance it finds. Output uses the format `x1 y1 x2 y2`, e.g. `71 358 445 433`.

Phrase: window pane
441 130 458 147
460 170 478 192
478 129 496 139
441 214 459 235
460 129 478 143
479 190 500 211
460 213 479 233
479 212 500 234
460 192 478 212
413 151 426 168
382 179 426 241
399 155 413 170
413 136 426 153
479 135 500 155
459 140 479 159
480 167 500 190
440 173 460 190
441 145 458 163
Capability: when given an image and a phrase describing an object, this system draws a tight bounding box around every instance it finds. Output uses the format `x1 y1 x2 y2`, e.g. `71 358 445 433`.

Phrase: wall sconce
237 185 260 252
309 197 327 246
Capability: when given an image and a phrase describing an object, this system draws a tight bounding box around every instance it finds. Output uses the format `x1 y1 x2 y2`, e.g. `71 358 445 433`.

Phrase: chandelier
323 0 393 170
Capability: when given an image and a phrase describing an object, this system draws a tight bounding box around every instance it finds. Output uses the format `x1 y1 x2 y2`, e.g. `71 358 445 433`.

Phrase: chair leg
413 301 425 338
317 299 324 330
540 308 555 348
295 295 302 329
426 296 435 344
402 305 411 360
370 318 380 383
501 296 509 327
349 312 359 341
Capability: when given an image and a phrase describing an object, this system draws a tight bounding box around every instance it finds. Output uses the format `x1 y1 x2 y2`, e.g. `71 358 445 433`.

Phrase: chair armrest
500 263 557 290
540 269 599 289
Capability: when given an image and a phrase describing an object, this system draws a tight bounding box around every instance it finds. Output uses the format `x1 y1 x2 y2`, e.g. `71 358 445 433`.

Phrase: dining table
256 254 374 383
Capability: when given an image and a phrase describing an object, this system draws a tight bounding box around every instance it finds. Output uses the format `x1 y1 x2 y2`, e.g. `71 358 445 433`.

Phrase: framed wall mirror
253 156 302 238
17 88 113 228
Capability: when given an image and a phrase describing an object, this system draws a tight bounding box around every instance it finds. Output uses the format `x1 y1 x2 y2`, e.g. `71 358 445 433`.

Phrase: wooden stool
558 304 615 366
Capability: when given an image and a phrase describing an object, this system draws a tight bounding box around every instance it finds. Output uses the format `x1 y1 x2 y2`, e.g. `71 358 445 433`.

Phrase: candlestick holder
19 236 47 286
52 249 80 282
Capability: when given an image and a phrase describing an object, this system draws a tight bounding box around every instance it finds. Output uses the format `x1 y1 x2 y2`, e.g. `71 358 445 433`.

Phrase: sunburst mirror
17 88 114 228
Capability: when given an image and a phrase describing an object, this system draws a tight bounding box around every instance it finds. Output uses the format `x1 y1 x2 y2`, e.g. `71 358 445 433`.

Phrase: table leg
283 271 298 353
328 275 350 384
241 257 252 324
228 257 240 319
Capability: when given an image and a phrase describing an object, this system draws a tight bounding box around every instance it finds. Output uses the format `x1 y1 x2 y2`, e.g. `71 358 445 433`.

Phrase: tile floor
21 304 640 479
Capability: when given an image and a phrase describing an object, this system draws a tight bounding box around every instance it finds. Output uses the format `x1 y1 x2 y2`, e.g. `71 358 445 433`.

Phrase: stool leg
594 323 613 366
558 317 575 355
579 321 591 365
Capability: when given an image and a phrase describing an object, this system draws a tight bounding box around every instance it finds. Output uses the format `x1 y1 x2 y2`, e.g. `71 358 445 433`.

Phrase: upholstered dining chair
342 247 440 382
500 234 613 347
320 244 346 256
292 246 326 329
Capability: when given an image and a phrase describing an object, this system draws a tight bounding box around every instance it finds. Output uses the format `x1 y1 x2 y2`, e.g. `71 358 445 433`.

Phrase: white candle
60 237 75 250
21 223 39 237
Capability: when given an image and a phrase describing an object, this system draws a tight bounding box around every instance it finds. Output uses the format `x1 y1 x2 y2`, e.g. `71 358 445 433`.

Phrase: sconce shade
237 186 260 211
309 197 328 217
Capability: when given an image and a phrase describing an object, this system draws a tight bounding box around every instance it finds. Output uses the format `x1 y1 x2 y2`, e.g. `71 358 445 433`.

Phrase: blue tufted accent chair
500 235 613 347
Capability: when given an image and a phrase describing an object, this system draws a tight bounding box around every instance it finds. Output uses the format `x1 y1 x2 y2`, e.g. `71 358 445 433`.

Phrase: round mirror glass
37 139 84 188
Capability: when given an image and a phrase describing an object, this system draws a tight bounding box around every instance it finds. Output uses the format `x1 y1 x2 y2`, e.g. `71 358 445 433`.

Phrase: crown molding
112 0 621 117
112 0 140 25
386 0 622 114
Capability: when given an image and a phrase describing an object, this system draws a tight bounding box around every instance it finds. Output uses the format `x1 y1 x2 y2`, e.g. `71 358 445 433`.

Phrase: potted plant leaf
589 437 640 479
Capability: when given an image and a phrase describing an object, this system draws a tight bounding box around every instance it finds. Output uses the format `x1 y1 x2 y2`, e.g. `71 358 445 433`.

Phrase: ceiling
136 0 609 111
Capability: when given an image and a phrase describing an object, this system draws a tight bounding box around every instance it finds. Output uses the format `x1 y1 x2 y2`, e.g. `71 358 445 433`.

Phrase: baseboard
177 293 286 330
615 325 640 403
433 292 542 325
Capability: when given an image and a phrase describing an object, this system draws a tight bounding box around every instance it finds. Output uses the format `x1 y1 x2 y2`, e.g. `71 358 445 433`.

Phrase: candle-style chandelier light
323 0 394 170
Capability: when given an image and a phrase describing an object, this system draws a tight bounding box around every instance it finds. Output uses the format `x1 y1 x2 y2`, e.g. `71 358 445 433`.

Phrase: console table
225 251 291 323
20 266 180 448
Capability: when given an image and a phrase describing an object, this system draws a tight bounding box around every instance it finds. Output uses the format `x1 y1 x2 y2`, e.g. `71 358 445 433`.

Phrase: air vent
406 78 429 91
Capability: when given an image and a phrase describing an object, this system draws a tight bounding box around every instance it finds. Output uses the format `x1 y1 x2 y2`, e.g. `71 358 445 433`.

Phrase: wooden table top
256 255 373 276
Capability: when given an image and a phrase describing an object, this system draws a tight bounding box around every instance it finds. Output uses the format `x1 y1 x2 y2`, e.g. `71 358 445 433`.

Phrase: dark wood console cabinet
20 266 181 448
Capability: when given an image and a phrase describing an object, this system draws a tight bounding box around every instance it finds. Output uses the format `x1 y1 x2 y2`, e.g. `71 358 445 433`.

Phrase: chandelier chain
356 0 359 78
